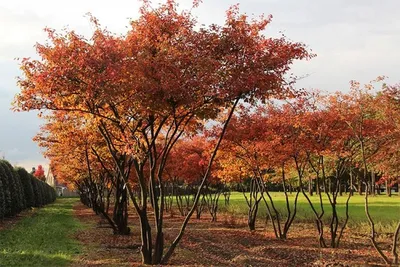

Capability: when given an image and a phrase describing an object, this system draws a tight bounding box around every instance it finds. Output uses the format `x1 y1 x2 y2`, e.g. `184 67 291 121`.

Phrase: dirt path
72 202 391 266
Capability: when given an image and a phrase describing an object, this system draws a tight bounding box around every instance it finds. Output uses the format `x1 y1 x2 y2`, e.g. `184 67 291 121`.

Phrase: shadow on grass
0 251 73 267
0 198 83 267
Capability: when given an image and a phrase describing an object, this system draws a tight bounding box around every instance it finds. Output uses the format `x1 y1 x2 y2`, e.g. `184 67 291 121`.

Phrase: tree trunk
386 180 392 197
371 171 376 196
316 177 320 195
248 204 258 231
349 170 354 196
113 178 130 235
139 211 152 264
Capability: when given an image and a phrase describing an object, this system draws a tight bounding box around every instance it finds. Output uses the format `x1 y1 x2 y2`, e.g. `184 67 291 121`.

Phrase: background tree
34 165 46 182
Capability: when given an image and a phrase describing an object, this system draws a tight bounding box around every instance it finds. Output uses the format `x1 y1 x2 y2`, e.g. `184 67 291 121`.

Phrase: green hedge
0 176 4 219
0 163 12 217
1 161 25 214
0 160 56 219
16 168 35 208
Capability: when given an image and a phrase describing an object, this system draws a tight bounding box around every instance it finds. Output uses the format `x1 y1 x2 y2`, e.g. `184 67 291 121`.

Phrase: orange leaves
165 135 215 185
14 0 311 126
13 0 312 191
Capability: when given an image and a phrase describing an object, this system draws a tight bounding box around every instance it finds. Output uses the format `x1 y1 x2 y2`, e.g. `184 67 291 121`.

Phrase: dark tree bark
371 171 376 196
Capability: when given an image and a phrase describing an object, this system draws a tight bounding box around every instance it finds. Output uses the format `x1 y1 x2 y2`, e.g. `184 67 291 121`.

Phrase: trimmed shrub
0 160 56 218
16 168 35 208
0 177 5 219
0 162 16 216
0 161 25 214
31 177 43 207
12 167 26 211
39 181 46 205
0 164 11 217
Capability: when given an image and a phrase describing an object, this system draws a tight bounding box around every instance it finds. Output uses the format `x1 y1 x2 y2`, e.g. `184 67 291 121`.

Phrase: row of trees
161 80 400 264
0 160 56 219
13 0 399 265
219 82 400 265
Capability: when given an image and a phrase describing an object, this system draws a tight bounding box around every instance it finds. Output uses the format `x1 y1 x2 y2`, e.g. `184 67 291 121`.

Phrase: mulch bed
72 203 391 266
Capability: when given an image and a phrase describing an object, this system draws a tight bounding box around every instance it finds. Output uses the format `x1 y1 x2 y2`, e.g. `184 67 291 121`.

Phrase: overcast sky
1 0 399 172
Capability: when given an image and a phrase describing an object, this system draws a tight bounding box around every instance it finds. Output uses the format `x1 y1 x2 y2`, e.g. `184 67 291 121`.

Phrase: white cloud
0 0 400 169
13 159 49 174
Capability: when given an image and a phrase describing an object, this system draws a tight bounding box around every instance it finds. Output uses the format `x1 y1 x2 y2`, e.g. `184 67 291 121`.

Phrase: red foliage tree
34 165 45 181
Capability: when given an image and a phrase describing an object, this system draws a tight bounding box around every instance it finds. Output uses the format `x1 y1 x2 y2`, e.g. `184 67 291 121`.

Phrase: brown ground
72 203 393 266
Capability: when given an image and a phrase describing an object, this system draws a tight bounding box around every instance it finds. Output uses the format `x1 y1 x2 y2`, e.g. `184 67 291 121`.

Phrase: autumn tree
299 91 359 248
265 99 323 240
165 135 219 220
335 78 397 264
34 111 131 235
14 1 311 264
374 84 400 197
218 107 276 231
34 165 46 181
366 83 400 264
219 102 309 238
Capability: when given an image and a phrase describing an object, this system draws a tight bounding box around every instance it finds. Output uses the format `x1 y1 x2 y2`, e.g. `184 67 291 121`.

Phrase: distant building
46 167 55 186
46 168 78 197
54 178 78 197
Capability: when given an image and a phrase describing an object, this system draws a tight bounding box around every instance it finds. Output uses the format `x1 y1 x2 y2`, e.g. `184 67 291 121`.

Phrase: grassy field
0 198 84 267
218 192 400 231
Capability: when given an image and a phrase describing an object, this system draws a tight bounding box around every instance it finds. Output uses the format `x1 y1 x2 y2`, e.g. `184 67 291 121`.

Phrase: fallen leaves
72 203 389 266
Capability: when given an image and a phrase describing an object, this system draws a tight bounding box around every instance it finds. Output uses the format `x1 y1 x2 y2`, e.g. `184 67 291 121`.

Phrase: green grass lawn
219 192 400 232
0 198 84 267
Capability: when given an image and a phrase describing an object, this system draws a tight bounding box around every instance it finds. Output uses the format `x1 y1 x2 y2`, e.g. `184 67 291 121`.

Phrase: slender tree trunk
386 180 392 197
392 222 400 265
113 178 130 235
336 187 352 248
283 189 300 239
248 202 258 231
358 138 389 264
365 184 390 264
139 210 152 264
371 171 376 196
262 194 278 238
316 177 320 195
196 194 206 219
398 182 400 197
206 188 221 222
295 158 326 248
349 170 354 196
245 178 261 231
161 98 240 264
